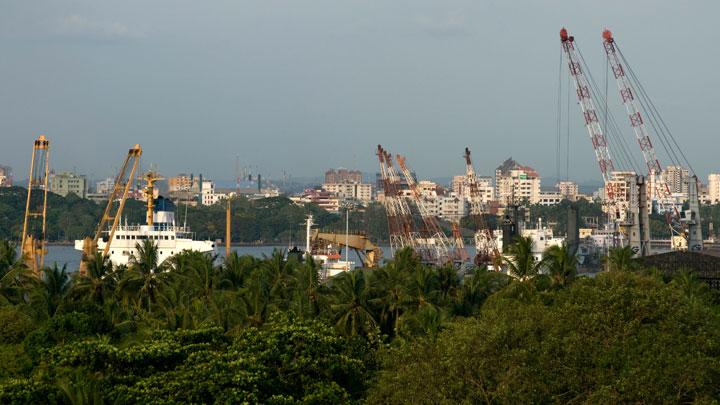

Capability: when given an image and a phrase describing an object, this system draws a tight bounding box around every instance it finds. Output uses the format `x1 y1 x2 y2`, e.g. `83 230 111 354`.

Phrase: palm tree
219 252 257 290
606 245 636 272
370 261 408 336
261 250 298 310
504 236 544 281
0 240 38 305
403 266 441 315
436 264 460 303
0 239 20 274
240 269 272 327
41 263 71 316
543 244 578 288
330 269 377 337
167 250 219 302
70 252 117 306
453 266 510 316
118 240 170 313
291 257 322 320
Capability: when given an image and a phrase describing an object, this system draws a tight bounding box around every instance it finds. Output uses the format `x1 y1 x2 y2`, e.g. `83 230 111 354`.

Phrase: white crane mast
560 28 619 217
602 29 679 234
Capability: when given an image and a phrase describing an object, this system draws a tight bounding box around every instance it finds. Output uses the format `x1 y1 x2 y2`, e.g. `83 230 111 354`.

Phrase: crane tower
560 28 619 218
80 144 142 273
21 135 50 276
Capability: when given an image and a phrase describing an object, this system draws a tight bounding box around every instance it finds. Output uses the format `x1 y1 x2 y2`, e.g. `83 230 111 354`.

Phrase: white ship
304 215 354 279
495 218 565 262
75 195 215 267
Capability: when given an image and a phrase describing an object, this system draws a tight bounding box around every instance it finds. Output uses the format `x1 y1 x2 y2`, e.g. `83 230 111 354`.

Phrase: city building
596 171 637 222
48 171 87 198
452 175 494 204
325 168 362 184
662 165 690 195
168 173 200 193
495 158 541 205
418 180 439 198
291 188 340 213
322 182 373 204
556 181 579 201
95 177 115 195
200 179 228 206
168 173 201 206
707 174 720 204
0 165 12 187
537 191 563 206
437 193 467 222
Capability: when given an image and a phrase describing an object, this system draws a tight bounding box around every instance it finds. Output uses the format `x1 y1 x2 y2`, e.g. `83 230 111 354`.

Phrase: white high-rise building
708 174 720 204
556 181 579 201
322 182 373 204
495 158 541 205
662 165 689 195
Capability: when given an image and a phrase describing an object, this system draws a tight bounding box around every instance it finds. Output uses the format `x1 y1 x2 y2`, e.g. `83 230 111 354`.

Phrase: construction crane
602 29 702 251
21 135 50 276
396 153 464 266
376 145 416 255
463 147 500 266
451 222 469 263
310 229 383 268
560 28 619 218
80 144 142 273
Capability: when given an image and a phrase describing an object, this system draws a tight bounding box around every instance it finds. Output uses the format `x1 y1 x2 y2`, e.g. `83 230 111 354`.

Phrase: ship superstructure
75 171 214 267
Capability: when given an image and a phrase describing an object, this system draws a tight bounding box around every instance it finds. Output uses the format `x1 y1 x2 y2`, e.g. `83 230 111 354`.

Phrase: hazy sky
1 1 718 184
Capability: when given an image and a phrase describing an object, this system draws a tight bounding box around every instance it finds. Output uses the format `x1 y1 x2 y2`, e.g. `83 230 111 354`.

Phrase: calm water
42 245 295 271
42 244 477 271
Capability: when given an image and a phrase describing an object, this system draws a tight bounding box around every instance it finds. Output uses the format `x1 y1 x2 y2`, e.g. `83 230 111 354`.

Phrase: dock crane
376 145 417 255
463 147 500 267
396 153 464 265
21 135 50 276
602 29 702 251
80 144 142 274
560 29 619 218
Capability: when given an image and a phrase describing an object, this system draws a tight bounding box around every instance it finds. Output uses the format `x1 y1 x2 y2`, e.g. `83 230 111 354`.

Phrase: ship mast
143 171 163 227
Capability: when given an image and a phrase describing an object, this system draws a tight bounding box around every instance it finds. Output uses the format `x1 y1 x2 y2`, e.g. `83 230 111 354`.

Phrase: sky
1 0 718 185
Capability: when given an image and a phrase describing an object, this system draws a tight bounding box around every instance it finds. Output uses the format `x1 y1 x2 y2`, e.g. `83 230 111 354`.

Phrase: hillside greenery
0 187 389 244
1 237 720 403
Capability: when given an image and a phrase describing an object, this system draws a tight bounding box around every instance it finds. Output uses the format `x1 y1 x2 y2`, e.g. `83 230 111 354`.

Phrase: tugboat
75 171 215 266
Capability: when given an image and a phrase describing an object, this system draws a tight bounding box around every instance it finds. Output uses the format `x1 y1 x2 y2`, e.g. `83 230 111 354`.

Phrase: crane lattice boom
463 147 500 265
602 29 680 235
560 28 618 213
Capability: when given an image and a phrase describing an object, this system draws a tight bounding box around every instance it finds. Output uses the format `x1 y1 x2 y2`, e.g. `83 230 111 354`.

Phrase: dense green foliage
0 187 389 243
2 236 720 403
370 271 720 403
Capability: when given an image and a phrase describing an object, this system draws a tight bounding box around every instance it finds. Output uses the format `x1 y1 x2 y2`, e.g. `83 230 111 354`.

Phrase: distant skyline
1 1 718 183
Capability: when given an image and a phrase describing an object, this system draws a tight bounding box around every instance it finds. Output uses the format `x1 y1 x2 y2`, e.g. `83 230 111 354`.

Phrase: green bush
370 271 720 403
0 306 35 344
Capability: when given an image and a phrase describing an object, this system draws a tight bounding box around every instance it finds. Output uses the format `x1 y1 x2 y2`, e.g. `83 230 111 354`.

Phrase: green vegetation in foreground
2 236 720 403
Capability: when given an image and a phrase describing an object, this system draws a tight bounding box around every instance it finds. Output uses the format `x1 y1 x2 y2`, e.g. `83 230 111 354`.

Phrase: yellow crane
80 144 142 274
310 229 383 268
142 170 163 227
21 135 50 276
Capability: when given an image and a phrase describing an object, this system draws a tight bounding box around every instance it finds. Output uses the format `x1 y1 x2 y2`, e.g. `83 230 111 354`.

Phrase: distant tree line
0 187 390 244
